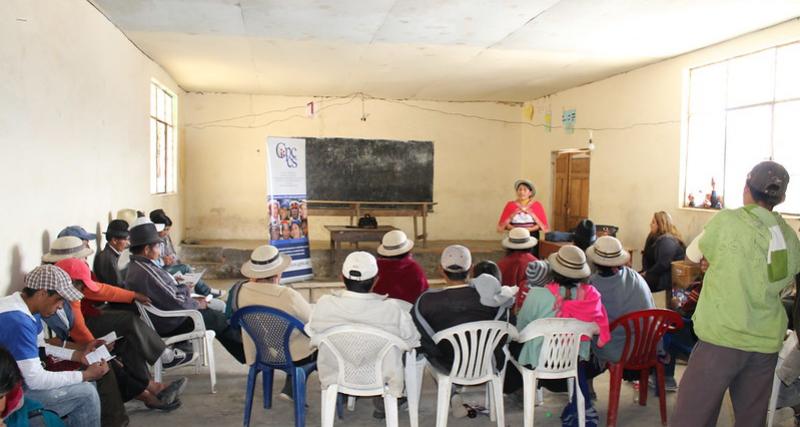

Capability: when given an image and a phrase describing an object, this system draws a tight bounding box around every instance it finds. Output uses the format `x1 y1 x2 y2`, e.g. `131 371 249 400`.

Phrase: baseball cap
54 258 100 292
440 245 472 273
747 161 789 199
57 225 96 241
342 251 378 281
24 265 83 302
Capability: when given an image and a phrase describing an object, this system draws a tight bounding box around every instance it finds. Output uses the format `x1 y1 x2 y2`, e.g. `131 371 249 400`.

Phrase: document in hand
85 345 115 365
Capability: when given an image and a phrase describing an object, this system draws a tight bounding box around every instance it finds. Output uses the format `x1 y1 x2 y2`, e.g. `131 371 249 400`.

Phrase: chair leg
321 385 338 427
522 372 535 427
293 367 307 427
205 333 217 394
243 367 259 427
263 368 274 409
639 369 648 406
607 364 623 427
568 376 574 403
335 393 344 420
486 380 496 422
575 375 586 427
435 375 452 427
154 358 163 384
767 372 782 427
491 376 505 427
347 395 356 411
384 394 399 427
405 353 421 427
655 363 668 426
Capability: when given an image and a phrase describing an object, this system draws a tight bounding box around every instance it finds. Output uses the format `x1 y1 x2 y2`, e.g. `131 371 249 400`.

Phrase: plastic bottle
632 381 640 403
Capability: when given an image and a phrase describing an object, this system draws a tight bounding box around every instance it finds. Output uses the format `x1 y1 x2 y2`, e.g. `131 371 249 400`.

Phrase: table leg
413 215 418 243
422 204 428 248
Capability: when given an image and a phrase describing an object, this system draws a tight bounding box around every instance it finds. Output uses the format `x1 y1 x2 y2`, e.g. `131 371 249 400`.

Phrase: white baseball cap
441 245 472 273
342 251 378 281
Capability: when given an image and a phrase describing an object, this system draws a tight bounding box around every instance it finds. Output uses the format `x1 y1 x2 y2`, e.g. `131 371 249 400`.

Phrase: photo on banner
266 137 313 283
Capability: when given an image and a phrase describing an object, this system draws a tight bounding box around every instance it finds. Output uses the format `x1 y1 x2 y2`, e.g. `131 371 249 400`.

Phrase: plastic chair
606 309 683 427
428 320 518 427
310 325 416 427
135 301 217 393
511 318 599 427
231 306 317 427
767 330 798 427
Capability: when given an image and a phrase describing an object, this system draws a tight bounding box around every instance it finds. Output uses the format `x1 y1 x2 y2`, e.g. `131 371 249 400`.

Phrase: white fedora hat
42 236 94 264
377 230 414 257
548 245 591 279
131 216 165 232
241 245 292 279
116 209 139 227
502 227 538 250
586 236 630 267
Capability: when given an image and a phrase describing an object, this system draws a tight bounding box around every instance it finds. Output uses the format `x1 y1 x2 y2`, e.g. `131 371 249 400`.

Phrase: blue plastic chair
232 306 317 427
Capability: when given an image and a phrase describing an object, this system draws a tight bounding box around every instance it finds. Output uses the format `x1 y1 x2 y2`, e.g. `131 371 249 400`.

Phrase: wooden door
552 151 591 232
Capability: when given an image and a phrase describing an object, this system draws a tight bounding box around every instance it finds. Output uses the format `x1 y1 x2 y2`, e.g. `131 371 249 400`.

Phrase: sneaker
161 347 189 369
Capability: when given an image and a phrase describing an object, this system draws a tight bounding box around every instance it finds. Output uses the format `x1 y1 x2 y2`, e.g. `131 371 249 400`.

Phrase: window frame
149 81 178 195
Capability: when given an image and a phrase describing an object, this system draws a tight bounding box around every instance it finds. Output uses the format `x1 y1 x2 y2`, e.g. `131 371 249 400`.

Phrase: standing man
673 161 800 426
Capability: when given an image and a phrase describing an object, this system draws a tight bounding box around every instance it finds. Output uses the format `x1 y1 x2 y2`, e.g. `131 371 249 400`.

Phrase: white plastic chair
511 318 599 427
767 330 798 427
428 320 518 427
310 325 417 427
135 302 217 393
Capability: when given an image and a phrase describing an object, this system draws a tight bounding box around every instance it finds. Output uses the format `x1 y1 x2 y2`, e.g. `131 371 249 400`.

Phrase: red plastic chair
606 309 683 427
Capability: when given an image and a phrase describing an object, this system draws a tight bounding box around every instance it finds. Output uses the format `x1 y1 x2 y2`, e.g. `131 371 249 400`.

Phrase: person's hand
194 297 208 310
700 257 709 273
528 224 540 232
84 340 104 353
82 360 109 381
163 254 176 266
133 292 152 305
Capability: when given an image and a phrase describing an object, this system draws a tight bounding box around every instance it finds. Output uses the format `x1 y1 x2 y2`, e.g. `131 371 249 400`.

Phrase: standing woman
497 179 550 257
641 211 686 307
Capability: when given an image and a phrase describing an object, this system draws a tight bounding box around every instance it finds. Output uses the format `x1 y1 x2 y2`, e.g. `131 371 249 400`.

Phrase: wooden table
309 201 435 247
325 225 397 268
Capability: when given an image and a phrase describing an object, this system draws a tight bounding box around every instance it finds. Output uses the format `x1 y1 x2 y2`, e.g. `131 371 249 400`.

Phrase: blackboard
305 138 434 202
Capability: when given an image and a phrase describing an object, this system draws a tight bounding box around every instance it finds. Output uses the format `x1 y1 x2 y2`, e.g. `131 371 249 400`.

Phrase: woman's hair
595 264 620 277
472 260 502 283
649 211 684 245
343 277 376 293
0 345 22 395
552 272 584 300
378 252 410 260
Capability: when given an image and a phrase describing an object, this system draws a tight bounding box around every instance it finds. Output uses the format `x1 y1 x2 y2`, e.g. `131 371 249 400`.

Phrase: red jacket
373 255 429 304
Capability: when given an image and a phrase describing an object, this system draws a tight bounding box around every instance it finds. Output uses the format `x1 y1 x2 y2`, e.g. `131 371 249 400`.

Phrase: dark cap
57 226 96 241
149 209 173 227
104 219 130 239
747 161 789 199
572 219 597 251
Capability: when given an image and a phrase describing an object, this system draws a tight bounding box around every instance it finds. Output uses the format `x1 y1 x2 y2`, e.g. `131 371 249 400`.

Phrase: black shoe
146 398 182 412
157 377 188 404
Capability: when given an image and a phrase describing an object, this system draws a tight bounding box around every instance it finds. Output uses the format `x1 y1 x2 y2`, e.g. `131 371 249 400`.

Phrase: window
150 82 177 194
683 41 800 214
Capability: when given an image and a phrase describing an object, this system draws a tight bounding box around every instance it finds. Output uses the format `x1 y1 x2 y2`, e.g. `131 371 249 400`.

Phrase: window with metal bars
150 82 177 194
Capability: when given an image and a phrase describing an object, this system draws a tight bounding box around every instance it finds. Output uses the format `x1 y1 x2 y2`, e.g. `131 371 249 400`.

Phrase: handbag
357 214 378 229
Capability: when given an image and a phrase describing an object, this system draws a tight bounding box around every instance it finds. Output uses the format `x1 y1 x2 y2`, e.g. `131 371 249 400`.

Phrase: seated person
372 230 429 303
306 251 420 402
413 246 516 373
516 260 550 312
0 265 106 427
236 245 316 401
93 220 129 287
41 236 93 265
498 227 538 288
513 245 611 427
585 236 655 392
125 222 245 363
44 259 183 411
150 209 224 299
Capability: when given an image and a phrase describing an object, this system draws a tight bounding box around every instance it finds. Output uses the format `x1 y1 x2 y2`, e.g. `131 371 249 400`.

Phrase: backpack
357 214 378 229
4 398 65 427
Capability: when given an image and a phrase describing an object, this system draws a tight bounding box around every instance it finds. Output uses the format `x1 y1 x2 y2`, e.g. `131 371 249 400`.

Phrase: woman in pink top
497 179 549 257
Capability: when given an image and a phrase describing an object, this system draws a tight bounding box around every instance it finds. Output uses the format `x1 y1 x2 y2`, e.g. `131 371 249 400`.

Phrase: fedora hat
104 219 129 239
514 179 536 196
548 245 591 279
241 245 292 279
377 230 414 257
129 223 162 247
42 236 94 264
116 209 139 227
131 216 164 232
502 227 539 250
586 236 630 267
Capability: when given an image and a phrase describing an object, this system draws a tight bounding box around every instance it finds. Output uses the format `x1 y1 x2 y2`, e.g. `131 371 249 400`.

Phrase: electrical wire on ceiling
184 91 680 132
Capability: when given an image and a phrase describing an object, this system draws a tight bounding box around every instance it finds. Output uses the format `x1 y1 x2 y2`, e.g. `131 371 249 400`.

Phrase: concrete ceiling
89 0 800 101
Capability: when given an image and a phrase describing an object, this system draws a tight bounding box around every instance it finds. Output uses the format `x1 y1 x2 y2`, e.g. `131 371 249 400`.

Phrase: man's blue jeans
25 382 101 427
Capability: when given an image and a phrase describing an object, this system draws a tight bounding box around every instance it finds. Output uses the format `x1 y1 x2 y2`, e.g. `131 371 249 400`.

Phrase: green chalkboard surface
305 138 434 202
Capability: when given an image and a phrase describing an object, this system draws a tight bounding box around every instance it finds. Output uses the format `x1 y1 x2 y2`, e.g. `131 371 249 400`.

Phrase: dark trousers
672 340 778 427
85 308 166 400
168 309 246 364
96 368 129 427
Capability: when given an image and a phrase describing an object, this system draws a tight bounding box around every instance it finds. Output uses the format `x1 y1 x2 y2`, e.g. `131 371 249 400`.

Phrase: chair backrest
779 330 798 360
432 320 518 382
609 309 684 370
232 305 308 370
310 325 411 392
516 318 599 374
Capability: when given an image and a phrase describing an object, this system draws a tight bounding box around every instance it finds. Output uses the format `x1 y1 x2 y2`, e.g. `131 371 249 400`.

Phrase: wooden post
421 203 428 248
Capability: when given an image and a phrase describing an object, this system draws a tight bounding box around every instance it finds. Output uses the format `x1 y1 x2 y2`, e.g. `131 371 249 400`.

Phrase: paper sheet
85 345 114 365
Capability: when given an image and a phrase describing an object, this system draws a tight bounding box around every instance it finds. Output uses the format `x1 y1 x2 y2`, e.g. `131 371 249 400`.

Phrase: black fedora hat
105 219 130 239
572 219 597 251
129 223 162 247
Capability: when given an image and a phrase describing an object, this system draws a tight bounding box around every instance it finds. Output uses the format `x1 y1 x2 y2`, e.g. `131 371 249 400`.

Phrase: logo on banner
275 142 299 168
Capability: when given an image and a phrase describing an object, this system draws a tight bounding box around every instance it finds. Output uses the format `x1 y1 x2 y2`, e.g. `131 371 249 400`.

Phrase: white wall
0 0 184 295
182 94 523 242
523 19 800 263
